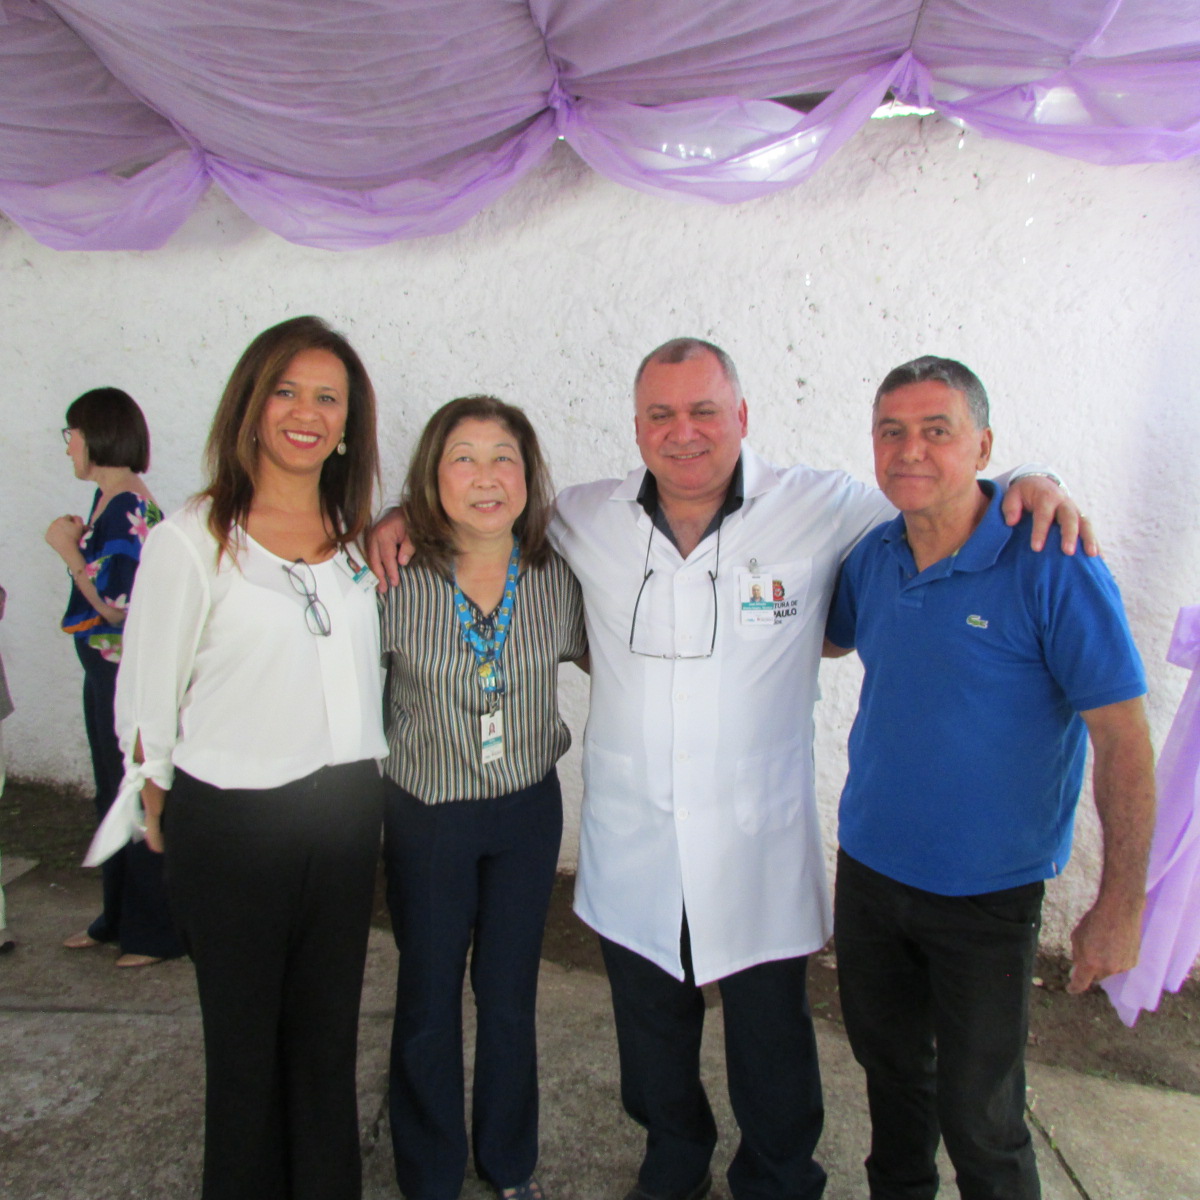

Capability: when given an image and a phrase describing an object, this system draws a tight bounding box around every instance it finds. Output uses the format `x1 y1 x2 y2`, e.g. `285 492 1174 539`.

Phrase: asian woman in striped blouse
380 396 587 1200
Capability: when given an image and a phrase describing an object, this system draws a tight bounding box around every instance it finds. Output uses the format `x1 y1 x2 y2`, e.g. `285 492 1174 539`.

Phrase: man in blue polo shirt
824 356 1156 1200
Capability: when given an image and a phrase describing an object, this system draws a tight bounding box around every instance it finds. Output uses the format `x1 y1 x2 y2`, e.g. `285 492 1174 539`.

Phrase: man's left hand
366 507 413 592
1067 902 1143 994
1002 476 1099 556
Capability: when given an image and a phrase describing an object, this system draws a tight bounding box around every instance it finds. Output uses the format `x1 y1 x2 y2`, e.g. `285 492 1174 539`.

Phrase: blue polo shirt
826 481 1146 896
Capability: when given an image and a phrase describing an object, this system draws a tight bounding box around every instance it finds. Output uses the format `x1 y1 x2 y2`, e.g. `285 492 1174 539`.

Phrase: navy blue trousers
77 640 181 958
164 762 384 1200
601 920 826 1200
834 850 1044 1200
383 771 563 1200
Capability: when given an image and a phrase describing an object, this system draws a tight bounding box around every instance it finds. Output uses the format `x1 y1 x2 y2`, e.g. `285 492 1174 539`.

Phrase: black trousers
164 762 384 1200
383 772 563 1200
77 640 180 957
600 921 826 1200
834 850 1044 1200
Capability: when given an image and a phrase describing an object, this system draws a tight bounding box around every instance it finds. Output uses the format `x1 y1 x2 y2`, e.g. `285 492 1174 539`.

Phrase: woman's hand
143 810 164 854
141 779 167 854
47 514 126 624
45 514 86 561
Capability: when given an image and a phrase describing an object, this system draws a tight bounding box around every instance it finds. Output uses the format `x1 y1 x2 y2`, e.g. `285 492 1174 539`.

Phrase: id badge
738 569 775 626
337 552 379 594
480 709 505 764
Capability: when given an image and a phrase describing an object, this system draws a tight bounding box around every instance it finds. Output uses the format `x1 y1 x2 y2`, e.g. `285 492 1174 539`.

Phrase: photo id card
480 709 505 764
738 569 775 626
337 552 380 594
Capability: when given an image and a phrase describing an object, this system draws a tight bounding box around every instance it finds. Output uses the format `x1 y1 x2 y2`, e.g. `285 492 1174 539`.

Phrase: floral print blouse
60 489 162 663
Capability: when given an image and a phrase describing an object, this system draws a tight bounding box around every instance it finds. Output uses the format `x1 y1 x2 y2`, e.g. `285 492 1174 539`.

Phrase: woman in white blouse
112 316 387 1200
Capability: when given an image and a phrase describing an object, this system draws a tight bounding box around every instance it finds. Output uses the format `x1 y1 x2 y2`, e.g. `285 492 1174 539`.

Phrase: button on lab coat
552 446 890 985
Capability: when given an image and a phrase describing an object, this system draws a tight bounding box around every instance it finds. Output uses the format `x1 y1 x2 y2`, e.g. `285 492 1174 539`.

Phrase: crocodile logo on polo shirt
966 614 989 629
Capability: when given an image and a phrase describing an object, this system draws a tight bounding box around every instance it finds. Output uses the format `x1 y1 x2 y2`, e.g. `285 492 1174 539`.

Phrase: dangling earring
336 437 347 456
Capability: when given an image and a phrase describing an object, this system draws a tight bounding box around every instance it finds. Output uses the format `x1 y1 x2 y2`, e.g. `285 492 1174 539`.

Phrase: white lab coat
552 445 891 985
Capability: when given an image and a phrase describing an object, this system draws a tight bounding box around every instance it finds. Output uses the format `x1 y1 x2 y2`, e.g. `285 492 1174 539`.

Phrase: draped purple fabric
1 0 1198 250
1103 607 1200 1027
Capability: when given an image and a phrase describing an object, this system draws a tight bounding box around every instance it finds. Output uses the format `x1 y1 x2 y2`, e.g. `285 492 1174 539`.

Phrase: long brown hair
402 395 555 576
200 316 379 560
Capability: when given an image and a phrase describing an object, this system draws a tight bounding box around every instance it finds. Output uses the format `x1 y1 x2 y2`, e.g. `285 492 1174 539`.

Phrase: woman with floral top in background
45 387 181 968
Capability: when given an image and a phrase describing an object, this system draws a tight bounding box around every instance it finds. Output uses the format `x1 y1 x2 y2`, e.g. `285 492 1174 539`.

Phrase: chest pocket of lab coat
731 559 812 640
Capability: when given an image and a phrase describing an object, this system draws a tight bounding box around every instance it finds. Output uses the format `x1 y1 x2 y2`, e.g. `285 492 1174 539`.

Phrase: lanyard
452 537 520 711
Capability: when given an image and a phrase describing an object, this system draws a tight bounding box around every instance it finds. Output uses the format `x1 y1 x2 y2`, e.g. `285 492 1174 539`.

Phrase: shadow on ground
5 775 1199 1095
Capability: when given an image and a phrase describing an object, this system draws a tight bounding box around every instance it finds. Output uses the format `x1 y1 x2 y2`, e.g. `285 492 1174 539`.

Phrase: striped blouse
380 550 587 803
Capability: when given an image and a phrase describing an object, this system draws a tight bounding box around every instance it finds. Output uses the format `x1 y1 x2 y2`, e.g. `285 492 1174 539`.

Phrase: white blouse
87 502 386 865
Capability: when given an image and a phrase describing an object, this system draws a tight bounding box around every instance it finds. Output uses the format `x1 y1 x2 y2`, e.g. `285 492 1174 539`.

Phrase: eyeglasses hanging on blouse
283 559 332 637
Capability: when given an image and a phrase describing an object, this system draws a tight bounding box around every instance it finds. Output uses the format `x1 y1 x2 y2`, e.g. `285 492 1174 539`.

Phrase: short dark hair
64 388 150 473
634 337 743 399
874 356 990 430
201 315 379 560
402 395 555 576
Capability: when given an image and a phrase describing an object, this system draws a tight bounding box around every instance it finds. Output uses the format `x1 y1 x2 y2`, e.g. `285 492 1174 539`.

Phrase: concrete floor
1 864 1198 1200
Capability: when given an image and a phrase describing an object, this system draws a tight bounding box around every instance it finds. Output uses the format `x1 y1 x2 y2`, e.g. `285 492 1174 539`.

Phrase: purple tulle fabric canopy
2 0 1199 250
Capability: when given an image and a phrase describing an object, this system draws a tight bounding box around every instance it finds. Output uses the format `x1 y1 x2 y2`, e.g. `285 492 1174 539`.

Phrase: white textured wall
2 116 1198 955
